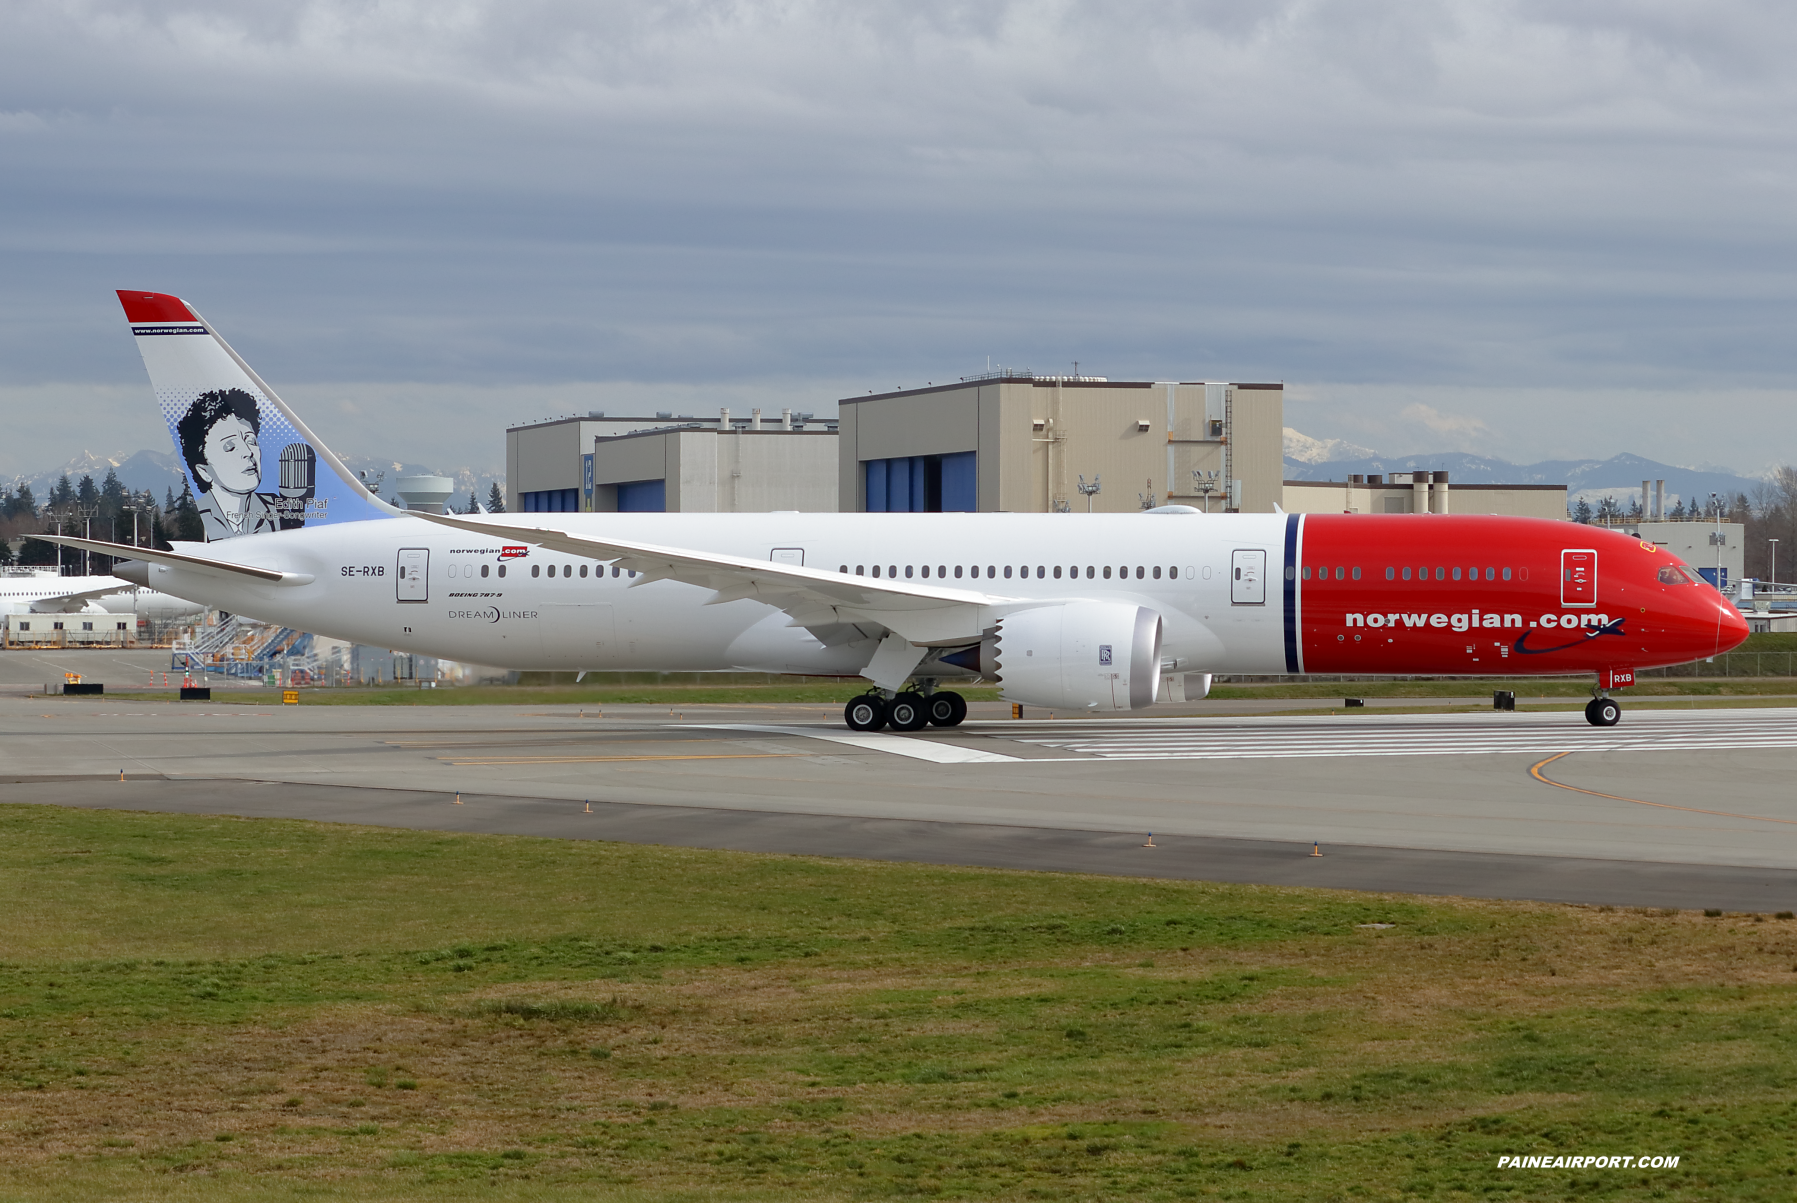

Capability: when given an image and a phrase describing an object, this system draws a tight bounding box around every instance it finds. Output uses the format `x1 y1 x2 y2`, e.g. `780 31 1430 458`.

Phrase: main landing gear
1584 695 1621 727
844 686 967 732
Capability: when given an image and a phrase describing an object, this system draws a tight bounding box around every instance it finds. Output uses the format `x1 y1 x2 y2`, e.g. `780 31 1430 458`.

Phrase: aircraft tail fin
116 291 400 542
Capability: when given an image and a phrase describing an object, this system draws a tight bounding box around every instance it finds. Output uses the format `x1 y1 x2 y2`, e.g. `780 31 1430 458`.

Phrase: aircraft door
1230 549 1266 605
1561 549 1596 607
770 547 804 567
396 548 429 603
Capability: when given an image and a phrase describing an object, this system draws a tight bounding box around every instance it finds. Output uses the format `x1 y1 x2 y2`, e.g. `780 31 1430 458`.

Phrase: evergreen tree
1573 498 1593 524
1595 497 1621 524
0 538 13 566
51 474 75 507
0 486 13 521
173 482 204 542
465 491 480 514
1669 499 1687 520
486 482 506 513
165 486 177 512
13 482 33 518
76 474 99 506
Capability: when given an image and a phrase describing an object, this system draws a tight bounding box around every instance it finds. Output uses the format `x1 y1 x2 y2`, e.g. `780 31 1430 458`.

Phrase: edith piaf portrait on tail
175 387 317 540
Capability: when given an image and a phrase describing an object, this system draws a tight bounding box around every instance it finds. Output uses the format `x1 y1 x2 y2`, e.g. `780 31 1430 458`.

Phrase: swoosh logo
1512 617 1627 656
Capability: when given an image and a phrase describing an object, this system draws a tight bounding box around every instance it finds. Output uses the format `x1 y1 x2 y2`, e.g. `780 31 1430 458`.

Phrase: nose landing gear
1584 696 1621 727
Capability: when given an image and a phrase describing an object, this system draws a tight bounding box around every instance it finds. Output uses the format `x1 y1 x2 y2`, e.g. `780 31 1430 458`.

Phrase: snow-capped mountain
1281 433 1765 512
1282 428 1378 464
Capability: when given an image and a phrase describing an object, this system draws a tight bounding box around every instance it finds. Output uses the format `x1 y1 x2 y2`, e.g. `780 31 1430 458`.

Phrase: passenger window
1452 567 1462 581
1103 566 1112 579
1333 566 1344 581
1401 567 1412 581
1153 566 1162 579
872 565 881 577
1385 566 1394 580
906 565 914 578
1170 565 1178 579
1502 567 1512 581
1351 567 1361 580
612 566 620 577
579 564 588 578
1054 566 1063 579
1485 567 1495 580
840 564 848 573
1135 566 1144 579
938 565 946 577
498 565 506 577
1086 566 1095 579
565 565 573 578
481 564 490 578
954 565 962 578
1004 566 1013 579
1302 566 1311 580
987 566 996 578
889 565 897 577
1036 566 1045 579
531 565 541 578
1434 567 1444 580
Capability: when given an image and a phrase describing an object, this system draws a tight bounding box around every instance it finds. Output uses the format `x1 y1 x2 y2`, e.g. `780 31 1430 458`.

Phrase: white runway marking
1002 708 1797 761
700 724 1023 763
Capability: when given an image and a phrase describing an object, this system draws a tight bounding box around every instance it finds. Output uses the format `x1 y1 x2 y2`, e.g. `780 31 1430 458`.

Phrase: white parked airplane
46 291 1747 729
0 569 205 620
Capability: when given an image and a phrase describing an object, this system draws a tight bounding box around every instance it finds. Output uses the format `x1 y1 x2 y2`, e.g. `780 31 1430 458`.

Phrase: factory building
1281 472 1568 520
839 375 1285 513
506 410 838 513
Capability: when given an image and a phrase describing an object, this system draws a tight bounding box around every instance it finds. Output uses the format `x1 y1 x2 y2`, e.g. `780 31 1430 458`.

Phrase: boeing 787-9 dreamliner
47 291 1748 729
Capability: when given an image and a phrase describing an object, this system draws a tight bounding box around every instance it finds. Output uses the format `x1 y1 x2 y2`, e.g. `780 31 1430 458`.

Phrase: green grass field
0 804 1792 1200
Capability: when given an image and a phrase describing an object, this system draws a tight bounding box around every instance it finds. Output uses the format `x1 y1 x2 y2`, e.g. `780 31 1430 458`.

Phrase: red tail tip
116 290 197 324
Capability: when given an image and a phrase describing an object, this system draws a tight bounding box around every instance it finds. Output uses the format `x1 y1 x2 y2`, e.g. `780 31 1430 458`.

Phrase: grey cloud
0 0 1794 473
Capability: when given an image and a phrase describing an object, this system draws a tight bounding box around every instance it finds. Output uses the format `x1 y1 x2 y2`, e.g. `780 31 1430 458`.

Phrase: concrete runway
4 693 1796 911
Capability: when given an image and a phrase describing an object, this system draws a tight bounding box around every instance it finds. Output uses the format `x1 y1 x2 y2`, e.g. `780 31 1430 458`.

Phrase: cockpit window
1657 564 1702 585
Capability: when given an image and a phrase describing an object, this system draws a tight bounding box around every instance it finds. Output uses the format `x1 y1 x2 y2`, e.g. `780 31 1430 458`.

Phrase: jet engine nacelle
984 601 1162 711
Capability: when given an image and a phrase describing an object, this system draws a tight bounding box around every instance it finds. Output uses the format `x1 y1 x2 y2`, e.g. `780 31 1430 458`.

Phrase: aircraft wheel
1585 697 1621 727
926 691 968 727
887 692 930 732
845 695 889 732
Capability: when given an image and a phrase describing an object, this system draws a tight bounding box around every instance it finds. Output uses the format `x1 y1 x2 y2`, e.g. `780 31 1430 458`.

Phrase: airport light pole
121 502 148 549
1076 474 1101 513
1771 539 1779 590
1712 493 1722 591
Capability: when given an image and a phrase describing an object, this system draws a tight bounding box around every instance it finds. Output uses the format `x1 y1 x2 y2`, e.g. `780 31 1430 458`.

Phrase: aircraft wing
27 584 127 614
37 535 311 587
414 512 1018 649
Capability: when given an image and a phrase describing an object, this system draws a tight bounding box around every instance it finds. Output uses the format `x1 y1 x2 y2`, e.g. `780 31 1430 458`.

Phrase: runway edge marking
700 724 1023 764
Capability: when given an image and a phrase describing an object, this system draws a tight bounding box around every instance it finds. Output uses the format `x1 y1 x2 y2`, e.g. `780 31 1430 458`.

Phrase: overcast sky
3 0 1795 479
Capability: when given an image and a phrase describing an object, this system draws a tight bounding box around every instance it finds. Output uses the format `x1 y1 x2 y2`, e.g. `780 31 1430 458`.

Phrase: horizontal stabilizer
37 534 312 587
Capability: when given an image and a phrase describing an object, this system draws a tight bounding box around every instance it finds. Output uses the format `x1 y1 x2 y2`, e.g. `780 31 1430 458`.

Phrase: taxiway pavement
4 695 1794 911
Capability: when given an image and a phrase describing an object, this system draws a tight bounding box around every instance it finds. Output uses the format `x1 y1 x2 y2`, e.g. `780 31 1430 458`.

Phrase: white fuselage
132 512 1288 674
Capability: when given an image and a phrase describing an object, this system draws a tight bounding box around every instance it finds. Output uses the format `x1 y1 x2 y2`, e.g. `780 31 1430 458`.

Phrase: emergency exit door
1231 549 1266 605
770 548 804 567
1561 549 1596 607
397 548 429 603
